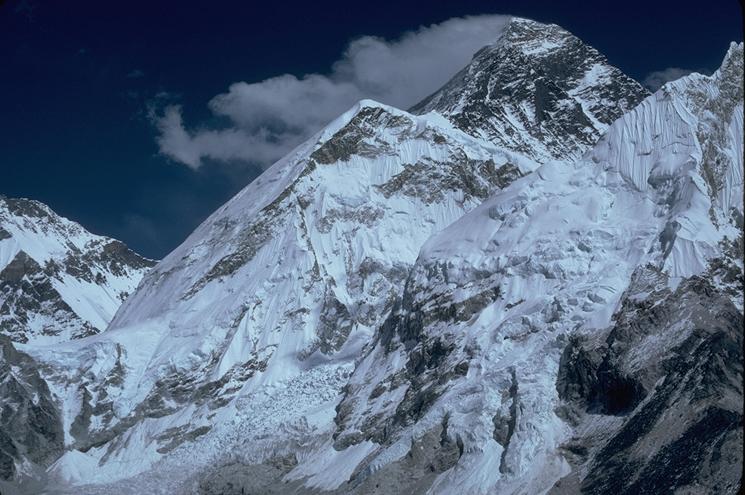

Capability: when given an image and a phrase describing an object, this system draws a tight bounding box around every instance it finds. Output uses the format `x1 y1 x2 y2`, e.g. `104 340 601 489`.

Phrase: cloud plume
154 15 510 170
642 67 698 91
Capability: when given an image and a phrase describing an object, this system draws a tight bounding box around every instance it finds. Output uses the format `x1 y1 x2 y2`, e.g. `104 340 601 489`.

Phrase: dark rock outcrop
0 335 64 480
553 268 743 494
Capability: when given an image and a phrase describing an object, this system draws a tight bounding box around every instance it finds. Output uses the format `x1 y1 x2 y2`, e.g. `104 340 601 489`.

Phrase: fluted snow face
411 17 649 162
590 42 743 277
108 100 531 377
0 197 154 345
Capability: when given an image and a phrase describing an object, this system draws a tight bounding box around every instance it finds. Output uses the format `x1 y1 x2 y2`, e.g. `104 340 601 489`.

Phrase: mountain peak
411 17 649 162
498 16 574 56
43 96 535 483
5 19 741 495
723 40 743 66
0 196 154 344
716 41 743 89
329 43 743 495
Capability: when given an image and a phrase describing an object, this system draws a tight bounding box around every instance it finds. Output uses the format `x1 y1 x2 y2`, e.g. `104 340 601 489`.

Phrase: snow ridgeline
36 98 537 488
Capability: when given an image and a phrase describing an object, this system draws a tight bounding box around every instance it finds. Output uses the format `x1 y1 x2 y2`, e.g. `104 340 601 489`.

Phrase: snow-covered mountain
31 98 536 490
0 196 154 345
9 17 650 492
1 17 741 495
324 41 743 494
411 17 649 163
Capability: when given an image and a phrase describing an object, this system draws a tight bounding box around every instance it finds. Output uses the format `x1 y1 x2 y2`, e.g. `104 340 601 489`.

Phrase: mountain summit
21 20 649 489
330 41 743 495
411 17 649 162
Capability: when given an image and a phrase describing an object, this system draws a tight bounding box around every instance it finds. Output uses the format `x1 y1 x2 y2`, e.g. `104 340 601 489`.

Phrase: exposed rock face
553 267 743 494
0 196 154 344
0 335 64 480
0 251 99 343
411 17 649 162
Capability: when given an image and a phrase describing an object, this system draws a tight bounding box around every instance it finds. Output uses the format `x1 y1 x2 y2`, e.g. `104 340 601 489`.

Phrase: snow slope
37 24 652 481
31 100 536 487
7 20 738 495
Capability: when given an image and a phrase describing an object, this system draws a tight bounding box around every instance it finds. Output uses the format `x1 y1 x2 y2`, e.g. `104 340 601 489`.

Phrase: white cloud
642 67 697 91
154 15 510 170
154 105 295 170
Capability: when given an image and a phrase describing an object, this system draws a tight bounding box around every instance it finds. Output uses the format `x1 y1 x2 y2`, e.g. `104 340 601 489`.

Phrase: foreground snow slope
0 196 154 345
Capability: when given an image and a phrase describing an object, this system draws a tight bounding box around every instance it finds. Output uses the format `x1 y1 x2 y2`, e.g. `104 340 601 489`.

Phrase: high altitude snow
0 17 741 495
328 42 743 494
411 17 648 162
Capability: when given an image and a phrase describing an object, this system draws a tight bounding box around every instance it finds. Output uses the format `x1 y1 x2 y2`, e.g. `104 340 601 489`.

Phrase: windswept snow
322 43 743 494
30 98 537 487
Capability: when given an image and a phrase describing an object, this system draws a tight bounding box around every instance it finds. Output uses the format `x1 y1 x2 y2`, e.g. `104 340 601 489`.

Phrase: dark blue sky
1 0 742 258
